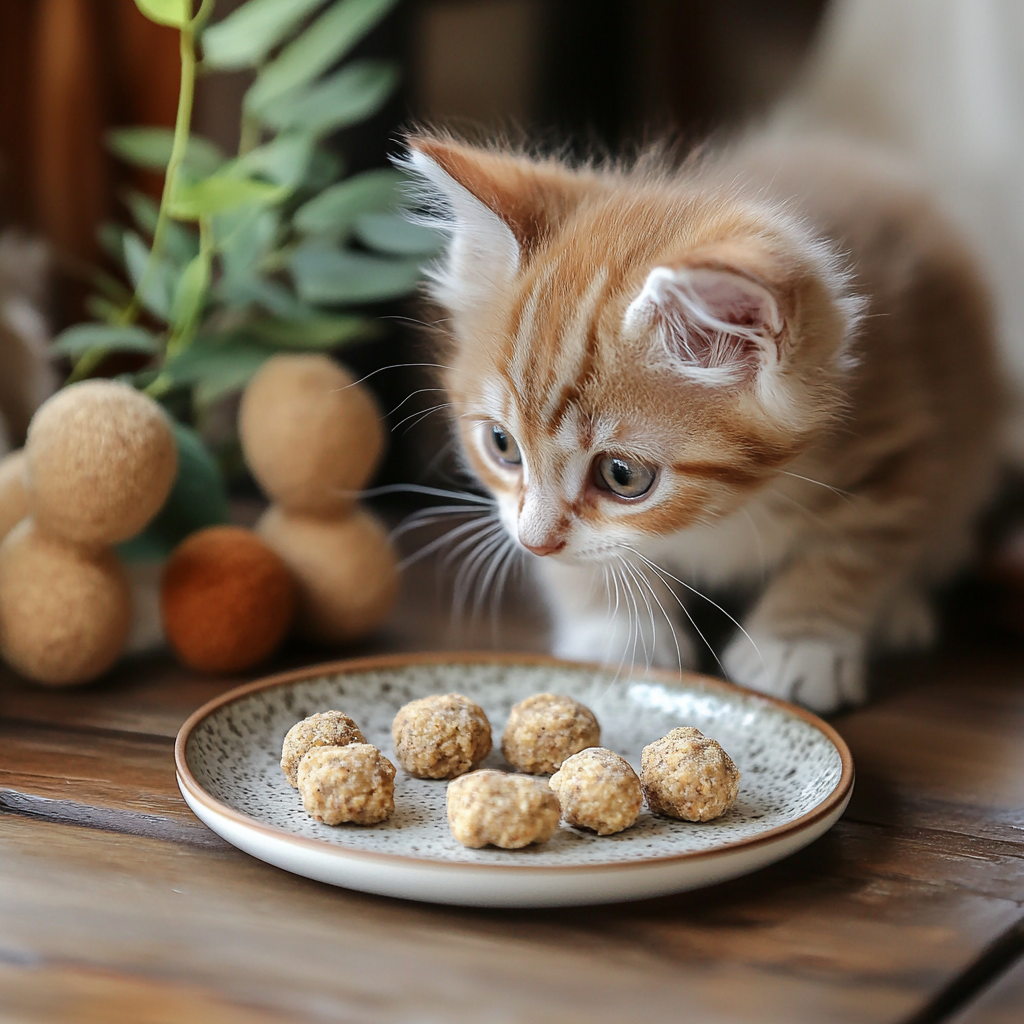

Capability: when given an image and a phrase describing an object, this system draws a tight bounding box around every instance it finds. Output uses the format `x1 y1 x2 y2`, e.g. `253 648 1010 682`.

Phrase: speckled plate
175 652 853 907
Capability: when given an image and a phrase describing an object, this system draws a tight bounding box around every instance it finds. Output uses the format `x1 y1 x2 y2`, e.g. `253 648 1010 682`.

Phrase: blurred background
0 0 827 477
2 0 1024 629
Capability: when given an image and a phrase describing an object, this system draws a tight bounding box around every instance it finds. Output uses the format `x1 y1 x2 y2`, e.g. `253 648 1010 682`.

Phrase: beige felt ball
0 449 28 542
238 354 384 516
0 519 131 685
26 380 177 546
258 506 398 644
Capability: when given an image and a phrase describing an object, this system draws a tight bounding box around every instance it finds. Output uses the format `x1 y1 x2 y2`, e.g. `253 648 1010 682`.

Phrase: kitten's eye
485 424 522 466
594 455 656 499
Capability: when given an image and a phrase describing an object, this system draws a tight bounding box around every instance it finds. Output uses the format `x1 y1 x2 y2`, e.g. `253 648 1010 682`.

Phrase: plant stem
120 18 197 327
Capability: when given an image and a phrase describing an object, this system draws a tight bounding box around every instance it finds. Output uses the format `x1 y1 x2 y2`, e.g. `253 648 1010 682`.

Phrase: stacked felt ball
0 381 177 685
239 354 398 644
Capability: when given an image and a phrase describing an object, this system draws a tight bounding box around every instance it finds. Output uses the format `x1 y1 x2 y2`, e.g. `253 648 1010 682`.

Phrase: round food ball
281 710 365 787
258 506 397 644
446 770 560 849
640 727 741 822
0 519 130 685
392 693 491 779
161 526 296 674
501 693 600 774
549 747 642 835
0 449 28 541
26 380 177 547
297 743 395 825
239 354 385 516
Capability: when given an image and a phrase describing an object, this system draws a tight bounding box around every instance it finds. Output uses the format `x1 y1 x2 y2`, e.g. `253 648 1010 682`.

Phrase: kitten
402 131 1000 712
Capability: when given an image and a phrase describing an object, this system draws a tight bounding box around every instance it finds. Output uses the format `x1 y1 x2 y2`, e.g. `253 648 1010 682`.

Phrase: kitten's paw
872 587 936 653
723 630 866 713
552 618 696 672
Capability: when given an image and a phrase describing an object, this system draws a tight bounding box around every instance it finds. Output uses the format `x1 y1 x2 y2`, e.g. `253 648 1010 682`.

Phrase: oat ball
501 693 600 774
391 693 492 779
549 747 642 835
446 770 560 849
297 743 395 825
280 711 365 787
640 727 740 822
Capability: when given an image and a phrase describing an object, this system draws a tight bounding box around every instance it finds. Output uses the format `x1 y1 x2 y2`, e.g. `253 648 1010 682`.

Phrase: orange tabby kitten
403 131 999 711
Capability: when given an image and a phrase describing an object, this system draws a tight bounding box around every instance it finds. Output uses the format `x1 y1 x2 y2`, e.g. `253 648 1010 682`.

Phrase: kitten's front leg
534 558 697 672
722 537 911 712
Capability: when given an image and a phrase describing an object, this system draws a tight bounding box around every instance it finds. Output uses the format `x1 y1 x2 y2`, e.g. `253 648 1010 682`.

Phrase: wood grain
1 544 1023 1021
948 957 1024 1024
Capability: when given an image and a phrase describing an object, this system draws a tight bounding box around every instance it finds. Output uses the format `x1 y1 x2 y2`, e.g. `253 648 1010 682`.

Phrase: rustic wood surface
1 545 1023 1024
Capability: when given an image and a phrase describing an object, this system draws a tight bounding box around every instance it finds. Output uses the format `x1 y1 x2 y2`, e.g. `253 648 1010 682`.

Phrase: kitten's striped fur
404 131 999 711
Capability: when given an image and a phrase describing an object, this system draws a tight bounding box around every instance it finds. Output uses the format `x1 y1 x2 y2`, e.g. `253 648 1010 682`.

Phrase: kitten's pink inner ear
627 266 783 336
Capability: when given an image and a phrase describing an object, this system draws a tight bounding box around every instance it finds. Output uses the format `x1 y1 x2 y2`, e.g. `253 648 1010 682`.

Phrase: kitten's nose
521 539 565 557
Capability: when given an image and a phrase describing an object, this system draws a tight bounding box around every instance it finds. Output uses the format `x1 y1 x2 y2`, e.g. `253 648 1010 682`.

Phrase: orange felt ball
161 526 297 674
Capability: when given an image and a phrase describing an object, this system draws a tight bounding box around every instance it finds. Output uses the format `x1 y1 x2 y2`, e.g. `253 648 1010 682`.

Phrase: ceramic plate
175 653 853 907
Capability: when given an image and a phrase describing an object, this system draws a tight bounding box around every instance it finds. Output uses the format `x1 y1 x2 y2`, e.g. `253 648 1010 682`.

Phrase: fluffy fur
402 131 999 712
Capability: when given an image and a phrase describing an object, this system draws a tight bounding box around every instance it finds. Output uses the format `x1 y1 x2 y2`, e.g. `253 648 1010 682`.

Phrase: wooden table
1 546 1023 1024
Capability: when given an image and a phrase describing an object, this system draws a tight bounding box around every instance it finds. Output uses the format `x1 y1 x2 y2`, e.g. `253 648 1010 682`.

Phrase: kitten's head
403 134 862 563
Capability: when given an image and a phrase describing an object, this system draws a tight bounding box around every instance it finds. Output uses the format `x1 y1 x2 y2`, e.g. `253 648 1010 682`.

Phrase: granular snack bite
549 747 642 835
641 726 740 822
392 693 492 779
281 710 365 787
446 770 560 849
297 743 395 825
502 693 600 774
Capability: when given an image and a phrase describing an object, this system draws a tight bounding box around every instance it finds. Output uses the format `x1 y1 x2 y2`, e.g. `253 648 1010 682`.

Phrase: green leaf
98 222 126 264
353 212 444 257
245 0 399 112
107 128 224 176
169 174 289 220
293 168 405 235
215 207 280 289
249 314 375 348
123 232 173 321
163 333 279 405
214 275 304 318
170 249 211 332
52 324 162 358
290 242 422 304
122 190 200 267
229 132 315 187
202 0 329 70
135 0 191 29
118 421 230 562
257 60 398 137
303 145 345 192
84 295 124 324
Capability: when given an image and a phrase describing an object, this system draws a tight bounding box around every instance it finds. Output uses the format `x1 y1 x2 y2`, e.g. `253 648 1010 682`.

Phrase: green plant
56 0 438 416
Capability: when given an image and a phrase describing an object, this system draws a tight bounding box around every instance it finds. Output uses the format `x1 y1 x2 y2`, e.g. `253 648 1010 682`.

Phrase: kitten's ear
624 265 784 381
398 135 587 310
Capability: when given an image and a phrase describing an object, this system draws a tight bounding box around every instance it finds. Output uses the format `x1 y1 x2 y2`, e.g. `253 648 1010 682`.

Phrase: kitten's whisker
627 548 766 681
385 387 451 419
453 530 505 621
398 515 496 571
768 488 833 531
739 506 767 587
779 470 854 501
329 362 456 393
474 531 513 621
620 557 658 671
390 508 491 543
441 519 503 571
630 559 684 676
340 483 492 503
392 403 453 433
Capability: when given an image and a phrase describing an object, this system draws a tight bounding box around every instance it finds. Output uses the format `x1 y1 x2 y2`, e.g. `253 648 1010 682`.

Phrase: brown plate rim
174 650 855 874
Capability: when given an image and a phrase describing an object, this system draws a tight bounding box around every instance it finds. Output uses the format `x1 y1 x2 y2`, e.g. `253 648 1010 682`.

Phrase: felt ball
0 519 131 686
258 506 398 644
0 449 28 542
239 354 384 516
161 526 297 674
26 380 177 547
